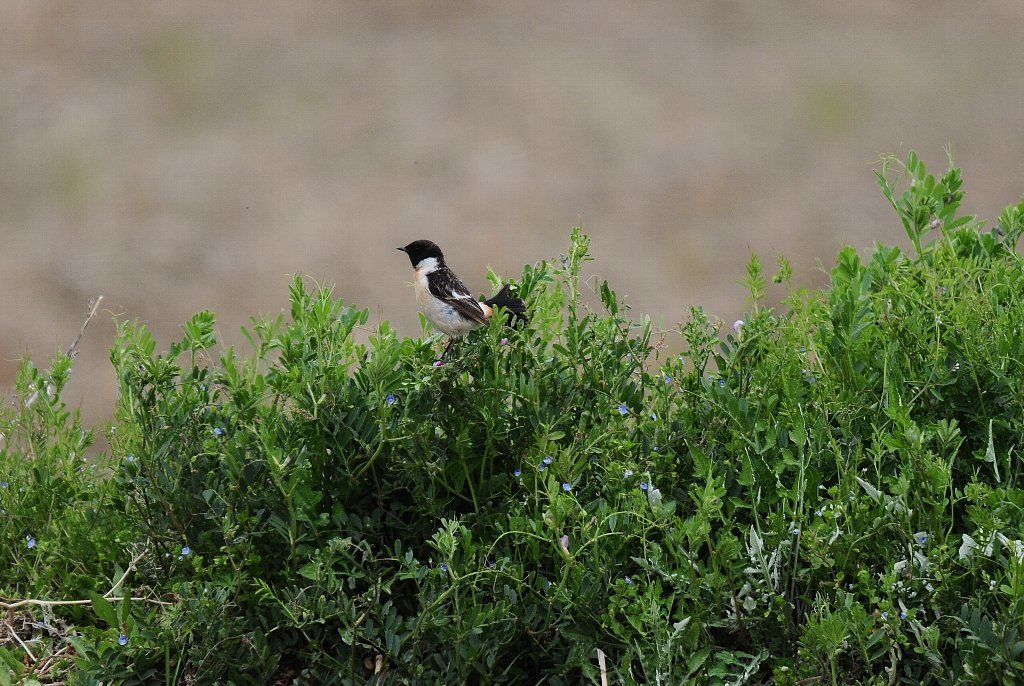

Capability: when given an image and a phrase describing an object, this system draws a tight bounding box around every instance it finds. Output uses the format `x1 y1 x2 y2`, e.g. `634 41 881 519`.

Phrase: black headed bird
397 239 527 358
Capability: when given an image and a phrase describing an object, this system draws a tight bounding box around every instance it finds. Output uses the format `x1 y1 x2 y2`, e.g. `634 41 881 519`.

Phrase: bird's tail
485 284 528 327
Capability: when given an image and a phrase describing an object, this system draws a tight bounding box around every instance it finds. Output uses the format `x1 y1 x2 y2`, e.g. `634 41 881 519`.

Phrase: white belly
413 268 483 337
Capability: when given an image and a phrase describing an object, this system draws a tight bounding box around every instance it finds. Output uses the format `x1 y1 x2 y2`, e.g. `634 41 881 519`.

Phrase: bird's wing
428 272 490 325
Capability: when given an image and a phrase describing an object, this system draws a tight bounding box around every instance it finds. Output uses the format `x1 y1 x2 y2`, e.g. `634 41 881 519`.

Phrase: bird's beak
396 246 407 253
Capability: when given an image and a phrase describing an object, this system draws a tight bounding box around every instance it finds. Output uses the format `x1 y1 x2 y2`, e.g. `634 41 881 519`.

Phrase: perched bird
397 239 527 358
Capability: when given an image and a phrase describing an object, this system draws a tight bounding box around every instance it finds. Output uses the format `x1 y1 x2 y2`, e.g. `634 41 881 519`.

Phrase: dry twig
25 295 103 409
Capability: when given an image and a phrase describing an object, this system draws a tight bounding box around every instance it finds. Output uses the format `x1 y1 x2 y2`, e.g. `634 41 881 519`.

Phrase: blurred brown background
3 2 1024 434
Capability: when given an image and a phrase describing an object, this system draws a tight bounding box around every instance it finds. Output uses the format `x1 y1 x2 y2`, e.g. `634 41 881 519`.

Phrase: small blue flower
624 576 632 584
127 454 135 462
790 527 800 535
26 535 36 549
915 533 928 545
881 611 889 620
562 482 571 492
385 394 396 405
900 610 907 619
624 469 634 478
181 546 191 556
118 634 128 646
513 468 521 477
618 404 628 415
0 481 8 489
439 563 448 572
848 583 854 590
718 379 726 387
542 456 552 465
539 465 547 472
213 427 223 437
664 374 673 384
640 482 649 491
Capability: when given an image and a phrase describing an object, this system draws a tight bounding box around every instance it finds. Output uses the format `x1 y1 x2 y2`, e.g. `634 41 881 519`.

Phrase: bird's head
397 239 445 268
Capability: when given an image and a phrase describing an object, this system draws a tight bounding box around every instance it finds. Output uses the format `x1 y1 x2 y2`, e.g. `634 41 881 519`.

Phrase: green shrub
2 152 1023 684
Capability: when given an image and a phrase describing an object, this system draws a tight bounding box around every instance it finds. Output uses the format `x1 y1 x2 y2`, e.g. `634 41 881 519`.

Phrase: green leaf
856 477 881 502
119 592 132 625
983 418 1000 482
600 280 618 315
89 592 119 628
0 646 24 675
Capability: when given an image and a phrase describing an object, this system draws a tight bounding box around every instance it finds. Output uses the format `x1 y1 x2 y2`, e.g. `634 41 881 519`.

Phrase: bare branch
25 295 103 409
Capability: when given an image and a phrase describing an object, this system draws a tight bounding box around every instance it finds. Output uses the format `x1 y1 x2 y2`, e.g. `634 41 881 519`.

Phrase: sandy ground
3 2 1024 436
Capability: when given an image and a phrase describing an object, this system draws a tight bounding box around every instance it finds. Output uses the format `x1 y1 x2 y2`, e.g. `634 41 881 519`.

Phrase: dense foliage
2 153 1024 684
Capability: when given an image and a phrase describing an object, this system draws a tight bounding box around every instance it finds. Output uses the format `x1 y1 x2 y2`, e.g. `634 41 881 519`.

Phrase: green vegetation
3 153 1024 684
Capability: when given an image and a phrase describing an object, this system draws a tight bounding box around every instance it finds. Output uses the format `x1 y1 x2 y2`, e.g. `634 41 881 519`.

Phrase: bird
397 239 527 359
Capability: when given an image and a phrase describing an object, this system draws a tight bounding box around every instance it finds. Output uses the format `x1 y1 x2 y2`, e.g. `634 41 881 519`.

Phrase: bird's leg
439 337 457 362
